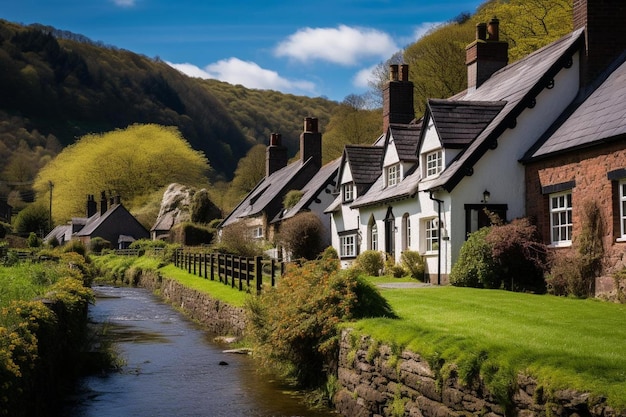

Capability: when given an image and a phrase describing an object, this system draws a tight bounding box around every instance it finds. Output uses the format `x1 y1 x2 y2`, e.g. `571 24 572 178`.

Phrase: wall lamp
481 190 491 204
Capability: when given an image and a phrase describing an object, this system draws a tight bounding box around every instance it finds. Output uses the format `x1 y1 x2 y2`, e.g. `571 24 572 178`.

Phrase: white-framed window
386 164 400 187
426 150 442 177
252 226 264 239
340 234 356 257
402 213 411 251
342 182 354 202
550 191 572 245
370 223 378 251
619 179 626 239
425 218 439 252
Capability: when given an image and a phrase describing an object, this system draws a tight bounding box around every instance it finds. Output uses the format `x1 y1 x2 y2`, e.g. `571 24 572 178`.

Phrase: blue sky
3 0 484 102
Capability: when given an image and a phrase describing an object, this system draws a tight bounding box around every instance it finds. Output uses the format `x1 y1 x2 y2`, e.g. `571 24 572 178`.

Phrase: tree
13 203 49 237
190 188 221 223
229 143 267 197
33 124 211 224
322 100 382 163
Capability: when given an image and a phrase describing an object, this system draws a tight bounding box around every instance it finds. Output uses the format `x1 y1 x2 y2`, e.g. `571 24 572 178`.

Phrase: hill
0 19 338 185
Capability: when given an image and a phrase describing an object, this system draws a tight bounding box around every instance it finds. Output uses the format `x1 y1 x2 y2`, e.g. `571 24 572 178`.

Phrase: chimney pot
270 132 281 147
389 64 399 81
476 22 487 41
400 64 409 82
304 117 318 133
488 17 500 41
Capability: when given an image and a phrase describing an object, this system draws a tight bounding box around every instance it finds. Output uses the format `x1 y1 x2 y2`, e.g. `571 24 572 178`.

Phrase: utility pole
48 181 54 232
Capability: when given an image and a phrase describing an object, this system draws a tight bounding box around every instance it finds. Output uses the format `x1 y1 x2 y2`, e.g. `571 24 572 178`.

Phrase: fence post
245 258 251 288
210 253 215 281
238 256 243 291
255 256 262 294
193 253 197 276
271 259 276 287
230 255 235 289
203 253 207 279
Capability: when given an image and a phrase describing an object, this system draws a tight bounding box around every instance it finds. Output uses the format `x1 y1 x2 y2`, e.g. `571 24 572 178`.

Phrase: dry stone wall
137 270 246 336
335 330 624 417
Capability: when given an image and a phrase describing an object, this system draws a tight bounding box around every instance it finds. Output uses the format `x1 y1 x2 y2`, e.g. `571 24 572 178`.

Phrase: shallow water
60 285 335 417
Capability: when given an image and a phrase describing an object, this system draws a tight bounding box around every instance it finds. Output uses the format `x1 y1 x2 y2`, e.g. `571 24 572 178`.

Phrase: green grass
0 263 64 307
159 264 251 307
347 286 626 409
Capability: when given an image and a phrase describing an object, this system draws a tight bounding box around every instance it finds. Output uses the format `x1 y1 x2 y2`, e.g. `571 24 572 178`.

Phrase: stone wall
334 330 624 417
137 270 247 336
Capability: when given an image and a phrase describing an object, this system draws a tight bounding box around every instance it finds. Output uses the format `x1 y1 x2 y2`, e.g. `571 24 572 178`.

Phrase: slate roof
525 52 626 160
75 204 122 236
424 28 585 192
428 99 506 148
351 165 421 209
388 121 422 161
343 145 384 187
272 158 340 223
220 159 313 228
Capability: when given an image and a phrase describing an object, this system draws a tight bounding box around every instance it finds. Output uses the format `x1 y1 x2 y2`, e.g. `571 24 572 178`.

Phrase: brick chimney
86 194 97 217
382 64 415 132
574 0 626 86
465 17 509 91
100 191 107 215
300 117 322 168
266 132 288 176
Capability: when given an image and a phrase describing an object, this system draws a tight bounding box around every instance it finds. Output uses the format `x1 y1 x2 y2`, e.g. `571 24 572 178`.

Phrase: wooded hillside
0 19 338 185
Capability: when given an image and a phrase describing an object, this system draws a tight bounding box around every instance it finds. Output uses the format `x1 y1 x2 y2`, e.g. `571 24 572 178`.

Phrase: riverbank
96 257 626 417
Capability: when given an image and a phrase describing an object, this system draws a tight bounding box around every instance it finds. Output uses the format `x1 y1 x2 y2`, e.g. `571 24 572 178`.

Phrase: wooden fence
173 250 284 294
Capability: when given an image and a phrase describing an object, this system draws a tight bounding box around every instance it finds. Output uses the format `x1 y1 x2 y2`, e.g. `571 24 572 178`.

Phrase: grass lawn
349 285 626 409
159 264 251 307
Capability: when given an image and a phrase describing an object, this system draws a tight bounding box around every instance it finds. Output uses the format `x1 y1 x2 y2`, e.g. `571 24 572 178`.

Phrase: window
402 213 411 251
550 192 572 245
386 164 400 187
252 226 263 239
342 182 354 202
340 234 356 257
426 150 442 177
619 180 626 239
369 222 378 251
425 218 439 252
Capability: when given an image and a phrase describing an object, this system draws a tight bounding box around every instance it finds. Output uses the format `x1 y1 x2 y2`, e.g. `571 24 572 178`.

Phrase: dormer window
386 163 400 187
342 182 354 203
426 150 442 177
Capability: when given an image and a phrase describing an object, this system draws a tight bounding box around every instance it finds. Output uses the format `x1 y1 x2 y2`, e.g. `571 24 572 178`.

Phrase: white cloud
353 64 379 89
274 25 398 66
167 58 317 95
112 0 136 7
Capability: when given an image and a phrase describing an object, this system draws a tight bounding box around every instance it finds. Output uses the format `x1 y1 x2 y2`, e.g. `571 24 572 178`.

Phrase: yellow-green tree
34 124 211 224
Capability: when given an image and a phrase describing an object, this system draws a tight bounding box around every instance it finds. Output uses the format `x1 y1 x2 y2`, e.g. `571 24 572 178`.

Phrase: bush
277 212 324 260
245 258 395 388
283 190 303 209
89 237 111 254
13 204 49 237
401 251 425 280
218 222 263 257
450 227 497 288
62 240 86 256
168 222 213 246
354 250 385 276
190 189 221 223
27 232 41 248
451 218 548 291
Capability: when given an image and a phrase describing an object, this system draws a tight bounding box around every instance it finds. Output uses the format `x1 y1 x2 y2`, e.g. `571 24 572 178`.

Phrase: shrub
190 189 221 223
245 258 395 388
277 212 324 260
401 251 425 280
168 222 213 246
450 227 496 288
354 250 385 276
62 240 86 256
218 222 263 257
485 217 548 292
27 232 41 248
89 237 111 254
13 204 50 237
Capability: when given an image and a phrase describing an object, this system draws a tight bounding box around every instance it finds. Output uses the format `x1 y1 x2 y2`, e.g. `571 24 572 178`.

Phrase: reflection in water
61 286 335 417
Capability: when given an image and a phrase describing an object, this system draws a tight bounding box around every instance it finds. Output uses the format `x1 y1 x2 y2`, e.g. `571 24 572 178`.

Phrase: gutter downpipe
429 190 444 285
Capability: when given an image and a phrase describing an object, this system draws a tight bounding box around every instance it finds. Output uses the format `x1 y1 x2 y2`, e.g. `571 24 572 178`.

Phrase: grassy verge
348 285 626 409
